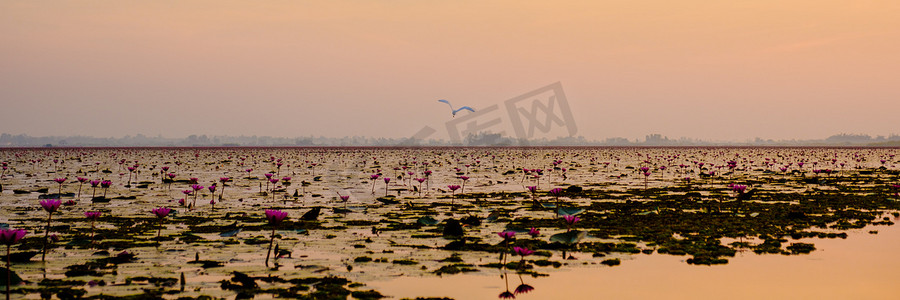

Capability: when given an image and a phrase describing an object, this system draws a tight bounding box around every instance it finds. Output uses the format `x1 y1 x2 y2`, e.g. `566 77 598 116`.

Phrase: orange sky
2 1 899 141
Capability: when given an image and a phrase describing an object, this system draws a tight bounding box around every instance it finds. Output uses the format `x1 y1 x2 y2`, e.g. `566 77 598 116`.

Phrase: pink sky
2 1 899 141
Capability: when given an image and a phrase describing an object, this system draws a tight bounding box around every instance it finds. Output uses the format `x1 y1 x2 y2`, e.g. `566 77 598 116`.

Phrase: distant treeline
1 132 898 147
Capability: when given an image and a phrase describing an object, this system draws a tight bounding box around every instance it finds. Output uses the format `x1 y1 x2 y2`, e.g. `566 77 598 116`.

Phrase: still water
374 218 900 299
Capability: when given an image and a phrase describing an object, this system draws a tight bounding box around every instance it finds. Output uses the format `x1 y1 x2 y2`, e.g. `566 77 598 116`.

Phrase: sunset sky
2 1 899 142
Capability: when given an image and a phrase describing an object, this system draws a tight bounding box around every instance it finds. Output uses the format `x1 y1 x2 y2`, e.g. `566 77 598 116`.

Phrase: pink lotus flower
498 231 516 240
513 246 534 257
84 211 101 246
40 199 61 213
563 215 580 225
0 228 27 246
151 207 171 238
264 209 289 266
152 207 172 219
549 188 563 196
370 174 382 194
2 227 28 290
217 177 230 198
528 227 540 238
265 209 288 225
54 177 67 184
84 211 102 220
39 199 61 262
459 175 470 193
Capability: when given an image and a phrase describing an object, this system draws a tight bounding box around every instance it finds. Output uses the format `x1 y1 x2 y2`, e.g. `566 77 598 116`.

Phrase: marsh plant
151 207 171 239
264 209 288 267
1 228 27 300
39 199 61 262
84 211 101 246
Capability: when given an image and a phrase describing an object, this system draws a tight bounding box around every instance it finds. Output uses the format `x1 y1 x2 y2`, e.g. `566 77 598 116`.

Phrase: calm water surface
373 217 900 299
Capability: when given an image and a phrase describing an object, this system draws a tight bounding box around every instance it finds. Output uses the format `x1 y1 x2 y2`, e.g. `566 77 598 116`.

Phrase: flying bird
438 99 475 117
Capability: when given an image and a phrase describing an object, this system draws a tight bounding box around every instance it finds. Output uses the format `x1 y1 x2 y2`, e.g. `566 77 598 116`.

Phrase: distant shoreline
2 145 899 150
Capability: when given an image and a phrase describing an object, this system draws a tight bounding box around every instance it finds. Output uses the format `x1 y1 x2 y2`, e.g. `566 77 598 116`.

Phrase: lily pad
550 230 586 244
91 197 110 203
485 211 501 222
442 219 463 237
0 267 23 286
301 207 321 221
39 192 75 199
376 197 399 205
557 207 585 216
417 216 440 225
188 260 225 268
2 251 39 263
219 229 241 237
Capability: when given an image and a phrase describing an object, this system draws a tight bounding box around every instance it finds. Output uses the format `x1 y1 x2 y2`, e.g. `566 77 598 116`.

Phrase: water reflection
498 270 515 299
498 247 537 299
377 219 900 299
514 273 535 295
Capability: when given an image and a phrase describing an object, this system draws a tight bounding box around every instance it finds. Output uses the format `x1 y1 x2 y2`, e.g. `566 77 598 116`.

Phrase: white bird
438 99 475 117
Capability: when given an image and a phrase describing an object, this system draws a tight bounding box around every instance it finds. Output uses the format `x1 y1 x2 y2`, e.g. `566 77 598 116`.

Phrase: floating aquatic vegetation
549 230 586 244
2 147 900 298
